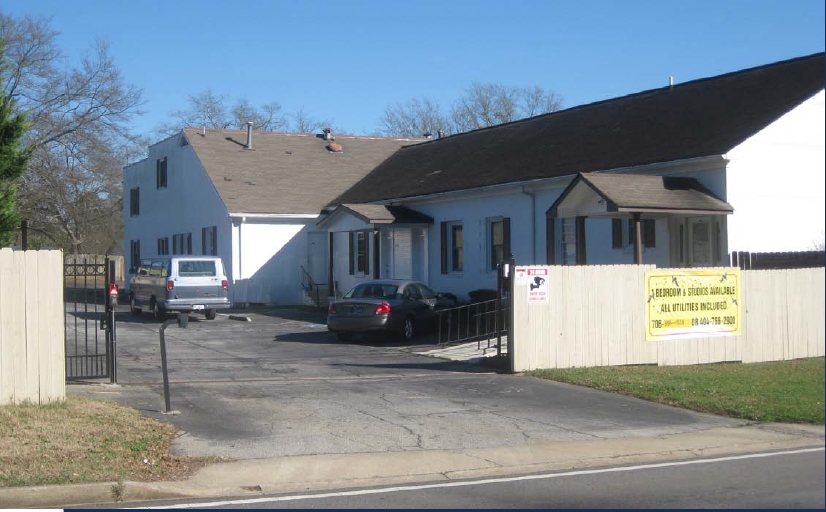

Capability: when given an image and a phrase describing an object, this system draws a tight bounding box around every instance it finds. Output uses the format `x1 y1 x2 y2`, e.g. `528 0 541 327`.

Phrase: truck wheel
205 308 217 320
151 299 166 320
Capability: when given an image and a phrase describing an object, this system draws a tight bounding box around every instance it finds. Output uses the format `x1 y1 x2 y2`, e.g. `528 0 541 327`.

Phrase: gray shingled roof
332 53 825 205
337 204 434 224
183 128 422 215
549 173 734 216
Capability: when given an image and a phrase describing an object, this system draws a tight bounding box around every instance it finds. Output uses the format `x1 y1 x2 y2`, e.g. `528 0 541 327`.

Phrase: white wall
122 133 230 290
231 219 314 304
725 90 826 252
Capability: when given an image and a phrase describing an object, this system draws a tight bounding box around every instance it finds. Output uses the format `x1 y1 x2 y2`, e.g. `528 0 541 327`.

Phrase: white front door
307 232 327 284
687 217 713 267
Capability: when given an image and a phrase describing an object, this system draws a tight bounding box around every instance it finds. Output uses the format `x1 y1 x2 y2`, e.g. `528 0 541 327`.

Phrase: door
307 232 327 285
687 217 713 267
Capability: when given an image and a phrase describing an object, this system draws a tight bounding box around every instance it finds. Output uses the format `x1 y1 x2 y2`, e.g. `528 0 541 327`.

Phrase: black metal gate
64 256 117 381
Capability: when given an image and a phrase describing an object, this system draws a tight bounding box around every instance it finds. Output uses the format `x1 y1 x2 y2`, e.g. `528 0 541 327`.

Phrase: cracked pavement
69 307 744 461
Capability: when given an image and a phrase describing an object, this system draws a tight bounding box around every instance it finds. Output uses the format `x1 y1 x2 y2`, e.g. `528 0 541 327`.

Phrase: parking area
68 307 744 460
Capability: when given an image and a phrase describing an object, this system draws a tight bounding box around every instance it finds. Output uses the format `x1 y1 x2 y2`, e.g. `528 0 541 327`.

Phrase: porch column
633 213 643 264
328 232 335 297
372 230 380 279
575 216 587 265
545 215 556 265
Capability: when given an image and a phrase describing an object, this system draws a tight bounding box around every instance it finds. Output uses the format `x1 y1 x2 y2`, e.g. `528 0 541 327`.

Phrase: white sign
514 266 528 284
525 267 549 303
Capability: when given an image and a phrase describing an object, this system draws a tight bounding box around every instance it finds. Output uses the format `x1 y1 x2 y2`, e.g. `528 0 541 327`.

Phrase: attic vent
326 142 344 153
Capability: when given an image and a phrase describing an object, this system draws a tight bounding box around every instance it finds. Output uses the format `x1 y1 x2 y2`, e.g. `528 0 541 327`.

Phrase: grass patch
0 396 217 488
526 357 824 424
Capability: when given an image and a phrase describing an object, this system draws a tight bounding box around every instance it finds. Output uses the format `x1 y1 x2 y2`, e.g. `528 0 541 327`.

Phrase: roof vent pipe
437 129 443 139
669 76 674 87
246 121 253 149
323 127 332 141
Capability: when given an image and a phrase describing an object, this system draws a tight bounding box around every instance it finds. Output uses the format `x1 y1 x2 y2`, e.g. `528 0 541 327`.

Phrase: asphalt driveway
68 307 744 460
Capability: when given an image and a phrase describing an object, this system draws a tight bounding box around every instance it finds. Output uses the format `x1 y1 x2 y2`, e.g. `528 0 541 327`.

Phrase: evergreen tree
0 41 30 247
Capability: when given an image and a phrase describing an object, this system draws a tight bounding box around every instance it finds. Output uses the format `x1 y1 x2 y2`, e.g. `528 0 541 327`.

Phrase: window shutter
612 219 623 248
348 232 354 275
627 219 636 245
201 227 207 255
363 230 370 276
502 217 511 263
211 226 217 255
643 219 656 248
187 233 192 254
440 222 448 274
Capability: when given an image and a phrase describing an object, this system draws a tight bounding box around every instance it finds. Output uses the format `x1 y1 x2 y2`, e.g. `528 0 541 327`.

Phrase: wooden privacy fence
0 249 65 405
510 265 825 372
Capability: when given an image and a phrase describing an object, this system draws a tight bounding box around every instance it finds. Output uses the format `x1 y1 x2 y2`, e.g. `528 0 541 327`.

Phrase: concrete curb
1 423 821 508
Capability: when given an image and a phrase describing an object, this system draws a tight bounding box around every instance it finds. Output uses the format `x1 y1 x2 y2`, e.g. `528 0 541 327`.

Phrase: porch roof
547 173 735 218
318 204 434 228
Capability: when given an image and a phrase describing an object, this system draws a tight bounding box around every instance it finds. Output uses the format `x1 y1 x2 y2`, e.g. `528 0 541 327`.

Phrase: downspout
521 186 536 262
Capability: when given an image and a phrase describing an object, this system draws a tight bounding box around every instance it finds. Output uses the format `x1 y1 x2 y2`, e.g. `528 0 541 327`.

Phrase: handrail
299 265 327 307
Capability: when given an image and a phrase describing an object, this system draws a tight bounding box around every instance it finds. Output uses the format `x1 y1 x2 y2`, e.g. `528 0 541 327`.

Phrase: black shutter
348 232 354 275
502 217 511 263
612 219 623 248
440 222 448 274
643 219 656 248
201 227 207 255
187 233 192 254
627 219 635 245
211 226 217 255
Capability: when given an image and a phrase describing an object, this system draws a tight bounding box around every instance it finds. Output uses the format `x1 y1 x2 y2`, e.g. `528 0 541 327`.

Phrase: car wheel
151 299 166 320
204 308 216 320
130 295 142 316
400 317 415 341
336 331 353 342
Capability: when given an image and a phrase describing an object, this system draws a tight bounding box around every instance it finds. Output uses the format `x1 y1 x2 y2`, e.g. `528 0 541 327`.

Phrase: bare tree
379 97 451 138
289 106 336 134
378 81 563 137
0 12 144 253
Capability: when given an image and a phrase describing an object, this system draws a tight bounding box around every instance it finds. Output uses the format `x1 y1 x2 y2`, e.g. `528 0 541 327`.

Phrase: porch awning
318 203 434 228
547 172 735 218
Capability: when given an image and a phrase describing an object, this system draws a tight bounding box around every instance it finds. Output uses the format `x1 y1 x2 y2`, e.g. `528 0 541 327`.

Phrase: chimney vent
323 127 332 141
246 121 253 149
669 76 674 87
437 129 443 139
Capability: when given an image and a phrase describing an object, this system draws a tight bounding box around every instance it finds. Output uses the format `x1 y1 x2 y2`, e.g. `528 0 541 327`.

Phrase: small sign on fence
517 266 549 303
645 268 742 341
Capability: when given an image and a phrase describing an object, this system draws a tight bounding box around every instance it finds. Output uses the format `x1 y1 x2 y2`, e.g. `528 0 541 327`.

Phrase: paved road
81 449 825 509
69 307 744 460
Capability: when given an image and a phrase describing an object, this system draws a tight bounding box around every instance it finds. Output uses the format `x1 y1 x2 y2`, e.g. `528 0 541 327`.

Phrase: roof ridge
183 126 425 142
407 52 826 147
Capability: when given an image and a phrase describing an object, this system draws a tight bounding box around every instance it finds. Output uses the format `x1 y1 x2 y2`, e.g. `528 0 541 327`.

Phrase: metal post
20 220 28 250
159 314 188 414
507 255 516 371
108 258 117 383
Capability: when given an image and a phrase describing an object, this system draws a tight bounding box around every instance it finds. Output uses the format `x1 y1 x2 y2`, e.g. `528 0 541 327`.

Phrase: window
489 217 511 270
440 221 463 273
130 240 140 270
348 231 369 275
202 226 217 255
129 188 140 216
612 218 656 249
156 157 168 189
561 218 576 265
157 237 169 255
172 233 193 255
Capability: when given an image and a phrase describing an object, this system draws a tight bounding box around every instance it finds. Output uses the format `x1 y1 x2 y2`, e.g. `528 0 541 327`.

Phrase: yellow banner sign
645 268 742 341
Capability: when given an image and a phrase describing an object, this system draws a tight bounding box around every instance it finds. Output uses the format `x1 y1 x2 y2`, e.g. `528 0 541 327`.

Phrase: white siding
725 90 826 252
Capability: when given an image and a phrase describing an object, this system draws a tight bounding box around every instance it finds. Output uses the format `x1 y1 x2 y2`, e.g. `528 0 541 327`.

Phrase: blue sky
3 0 824 138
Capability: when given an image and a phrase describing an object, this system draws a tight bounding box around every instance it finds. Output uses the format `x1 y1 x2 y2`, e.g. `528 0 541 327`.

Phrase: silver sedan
327 280 456 342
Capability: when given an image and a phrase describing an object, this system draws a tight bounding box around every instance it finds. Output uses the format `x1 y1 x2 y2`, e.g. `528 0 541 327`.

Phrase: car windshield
344 283 399 299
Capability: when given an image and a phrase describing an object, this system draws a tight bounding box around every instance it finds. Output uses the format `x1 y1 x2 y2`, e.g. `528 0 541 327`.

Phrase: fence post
507 255 516 371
